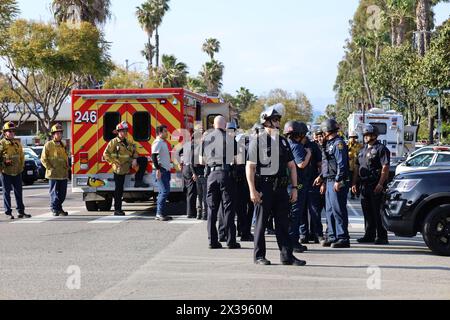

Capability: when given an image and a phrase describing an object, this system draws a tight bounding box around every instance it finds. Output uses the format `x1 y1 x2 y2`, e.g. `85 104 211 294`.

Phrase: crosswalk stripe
88 214 137 224
11 211 79 224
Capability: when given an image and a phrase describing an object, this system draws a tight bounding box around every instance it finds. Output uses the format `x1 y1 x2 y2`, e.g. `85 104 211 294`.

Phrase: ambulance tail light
80 152 89 170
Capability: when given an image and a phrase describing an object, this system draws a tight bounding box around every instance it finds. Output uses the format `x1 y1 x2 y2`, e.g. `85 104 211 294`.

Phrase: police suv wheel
422 204 450 257
85 201 99 212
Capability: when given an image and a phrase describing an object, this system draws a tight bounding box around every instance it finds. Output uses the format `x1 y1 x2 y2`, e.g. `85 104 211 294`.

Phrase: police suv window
133 112 151 141
104 112 120 141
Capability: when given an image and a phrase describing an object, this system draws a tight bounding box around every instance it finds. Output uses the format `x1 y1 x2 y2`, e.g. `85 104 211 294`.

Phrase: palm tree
202 38 221 60
385 0 416 46
234 87 257 112
52 0 112 26
137 1 157 71
199 60 224 96
155 54 188 88
353 36 375 108
187 76 207 93
152 0 170 68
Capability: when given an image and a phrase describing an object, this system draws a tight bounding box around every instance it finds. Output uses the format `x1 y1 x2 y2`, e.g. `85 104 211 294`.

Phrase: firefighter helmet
349 130 358 138
87 177 106 188
116 122 129 132
2 122 16 132
51 123 64 134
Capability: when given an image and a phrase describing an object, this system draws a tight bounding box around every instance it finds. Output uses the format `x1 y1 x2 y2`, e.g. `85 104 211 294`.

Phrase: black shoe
266 229 276 235
293 244 308 253
187 215 196 219
209 242 223 249
300 238 309 244
219 236 227 242
255 258 271 266
18 213 32 219
357 237 375 244
374 238 389 245
134 182 150 188
196 215 202 220
7 214 14 220
114 211 126 216
331 240 351 249
202 216 208 221
312 237 320 244
59 210 69 217
52 210 60 217
156 215 171 221
240 234 254 242
282 257 307 266
228 242 241 249
321 239 334 247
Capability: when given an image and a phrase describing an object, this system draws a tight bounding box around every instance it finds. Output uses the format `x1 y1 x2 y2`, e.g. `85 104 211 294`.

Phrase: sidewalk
95 219 450 300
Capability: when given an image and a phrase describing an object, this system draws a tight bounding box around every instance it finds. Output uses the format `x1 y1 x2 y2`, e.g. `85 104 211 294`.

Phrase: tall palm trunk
155 28 160 68
395 17 406 46
147 33 153 72
360 49 375 108
416 0 431 57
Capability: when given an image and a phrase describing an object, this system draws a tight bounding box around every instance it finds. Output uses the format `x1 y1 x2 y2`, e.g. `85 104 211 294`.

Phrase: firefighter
41 124 70 216
314 119 351 248
103 122 149 216
246 105 306 266
352 124 390 245
348 131 362 200
203 116 240 249
0 122 31 220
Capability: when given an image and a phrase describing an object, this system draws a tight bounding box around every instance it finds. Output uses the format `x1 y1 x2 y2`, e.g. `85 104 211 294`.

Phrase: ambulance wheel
85 201 99 212
97 197 113 212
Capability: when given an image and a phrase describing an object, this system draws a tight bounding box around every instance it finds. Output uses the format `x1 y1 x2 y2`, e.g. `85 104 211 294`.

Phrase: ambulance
348 108 418 158
71 88 237 211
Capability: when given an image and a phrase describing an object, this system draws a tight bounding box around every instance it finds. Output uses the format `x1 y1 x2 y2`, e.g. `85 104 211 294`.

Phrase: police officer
103 122 149 216
181 131 197 219
203 116 240 249
0 122 31 220
312 126 327 240
247 105 306 266
301 127 325 244
191 124 208 220
314 119 351 248
348 131 362 200
284 121 310 252
352 124 390 245
41 124 70 216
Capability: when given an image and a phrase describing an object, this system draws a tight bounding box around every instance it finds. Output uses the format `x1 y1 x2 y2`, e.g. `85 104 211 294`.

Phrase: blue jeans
325 180 350 242
156 169 171 217
49 179 68 212
1 174 25 215
289 185 308 245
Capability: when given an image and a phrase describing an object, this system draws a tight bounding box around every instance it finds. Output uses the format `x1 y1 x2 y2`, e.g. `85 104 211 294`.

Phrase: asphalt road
0 182 449 300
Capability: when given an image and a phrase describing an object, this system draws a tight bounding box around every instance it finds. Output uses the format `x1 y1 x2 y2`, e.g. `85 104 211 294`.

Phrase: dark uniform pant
207 170 237 246
289 185 308 245
254 181 293 262
308 186 325 238
49 179 68 212
1 174 25 215
325 180 350 242
234 169 254 238
114 173 126 211
361 183 388 240
135 157 148 183
183 165 197 217
195 169 207 218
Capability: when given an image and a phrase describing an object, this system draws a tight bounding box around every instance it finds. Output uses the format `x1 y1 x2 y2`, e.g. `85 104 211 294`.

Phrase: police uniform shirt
288 138 306 182
356 141 390 184
203 129 236 167
323 136 349 182
247 131 294 177
303 138 322 186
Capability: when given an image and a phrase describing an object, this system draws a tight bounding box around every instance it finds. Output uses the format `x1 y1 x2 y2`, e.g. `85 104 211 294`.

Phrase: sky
15 0 450 112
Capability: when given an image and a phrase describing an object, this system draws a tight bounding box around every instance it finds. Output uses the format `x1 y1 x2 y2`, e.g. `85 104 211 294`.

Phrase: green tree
186 76 207 93
202 38 221 60
154 54 188 88
200 60 224 96
234 87 258 113
1 20 113 135
103 66 147 89
52 0 112 26
0 0 19 48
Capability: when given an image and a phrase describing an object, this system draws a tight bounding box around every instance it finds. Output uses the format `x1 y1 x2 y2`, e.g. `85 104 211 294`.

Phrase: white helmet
349 131 358 138
260 103 285 124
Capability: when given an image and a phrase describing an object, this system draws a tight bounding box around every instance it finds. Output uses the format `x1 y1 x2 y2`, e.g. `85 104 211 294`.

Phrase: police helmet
283 121 309 136
226 122 238 130
2 122 16 132
362 124 379 136
51 123 64 134
260 103 284 124
320 119 339 133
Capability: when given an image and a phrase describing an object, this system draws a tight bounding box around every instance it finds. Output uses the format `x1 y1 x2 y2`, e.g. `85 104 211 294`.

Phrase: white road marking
89 214 138 224
348 202 362 217
169 219 203 225
11 211 79 224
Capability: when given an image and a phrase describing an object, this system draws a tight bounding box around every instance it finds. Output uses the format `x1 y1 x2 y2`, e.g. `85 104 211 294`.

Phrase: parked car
30 146 72 180
30 146 44 158
24 148 46 180
384 165 450 256
406 145 449 160
395 147 450 176
389 156 407 181
22 154 39 185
